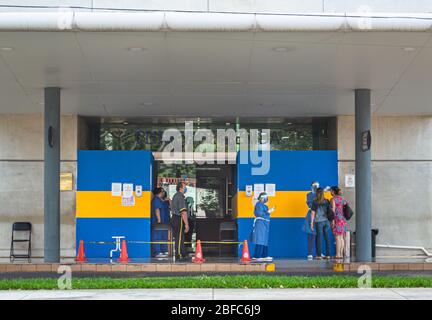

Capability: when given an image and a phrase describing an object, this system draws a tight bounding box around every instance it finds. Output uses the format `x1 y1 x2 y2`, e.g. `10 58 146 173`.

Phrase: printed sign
265 183 276 197
121 196 135 207
135 185 142 197
111 183 122 197
345 174 355 188
253 184 265 198
122 183 134 198
245 185 253 197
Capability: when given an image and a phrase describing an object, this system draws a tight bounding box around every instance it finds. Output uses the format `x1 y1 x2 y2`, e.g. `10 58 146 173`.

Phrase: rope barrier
87 240 242 245
87 241 116 245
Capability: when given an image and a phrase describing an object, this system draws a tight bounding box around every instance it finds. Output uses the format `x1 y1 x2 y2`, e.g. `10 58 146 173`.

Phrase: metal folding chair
10 222 32 263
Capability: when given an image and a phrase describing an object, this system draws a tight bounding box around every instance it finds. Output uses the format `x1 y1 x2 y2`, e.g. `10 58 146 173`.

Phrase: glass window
94 117 336 151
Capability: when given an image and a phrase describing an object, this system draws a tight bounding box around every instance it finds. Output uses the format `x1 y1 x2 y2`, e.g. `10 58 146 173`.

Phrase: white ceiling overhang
0 11 432 117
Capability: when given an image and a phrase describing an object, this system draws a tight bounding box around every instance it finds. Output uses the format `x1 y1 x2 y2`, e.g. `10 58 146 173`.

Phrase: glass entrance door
155 161 236 257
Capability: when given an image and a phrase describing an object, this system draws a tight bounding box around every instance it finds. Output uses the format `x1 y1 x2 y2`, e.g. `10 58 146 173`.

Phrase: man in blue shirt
151 187 170 258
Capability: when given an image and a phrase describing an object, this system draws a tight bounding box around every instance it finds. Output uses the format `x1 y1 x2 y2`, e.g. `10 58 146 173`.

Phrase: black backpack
343 202 354 220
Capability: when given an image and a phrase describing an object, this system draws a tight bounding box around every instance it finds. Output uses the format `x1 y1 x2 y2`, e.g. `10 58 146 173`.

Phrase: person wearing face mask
171 182 190 261
151 187 170 258
303 181 319 260
251 192 275 262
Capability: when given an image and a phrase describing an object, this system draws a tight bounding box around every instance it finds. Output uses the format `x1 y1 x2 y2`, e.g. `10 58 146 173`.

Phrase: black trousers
171 214 186 259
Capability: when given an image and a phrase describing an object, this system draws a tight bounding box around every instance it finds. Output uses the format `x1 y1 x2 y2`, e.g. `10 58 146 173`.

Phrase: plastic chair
10 222 32 263
218 221 237 257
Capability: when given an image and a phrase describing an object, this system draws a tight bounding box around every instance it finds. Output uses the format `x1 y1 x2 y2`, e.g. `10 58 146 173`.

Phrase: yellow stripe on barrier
76 191 151 218
236 191 332 218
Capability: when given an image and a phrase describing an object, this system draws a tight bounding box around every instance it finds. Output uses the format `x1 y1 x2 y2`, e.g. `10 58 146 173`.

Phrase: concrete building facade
0 114 430 257
0 1 431 260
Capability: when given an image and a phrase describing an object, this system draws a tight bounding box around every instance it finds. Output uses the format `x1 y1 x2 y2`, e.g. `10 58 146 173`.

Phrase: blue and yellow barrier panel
236 150 338 258
76 150 153 259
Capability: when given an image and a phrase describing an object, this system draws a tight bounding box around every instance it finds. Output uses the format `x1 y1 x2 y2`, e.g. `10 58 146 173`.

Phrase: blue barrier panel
77 150 153 191
237 150 338 191
76 218 151 259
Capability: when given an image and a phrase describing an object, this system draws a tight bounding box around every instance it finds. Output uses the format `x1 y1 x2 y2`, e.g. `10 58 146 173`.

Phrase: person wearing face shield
251 192 275 262
303 181 319 260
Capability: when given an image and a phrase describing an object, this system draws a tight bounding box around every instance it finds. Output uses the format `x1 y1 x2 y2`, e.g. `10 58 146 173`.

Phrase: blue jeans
253 244 268 259
152 229 168 256
307 234 316 256
315 221 331 257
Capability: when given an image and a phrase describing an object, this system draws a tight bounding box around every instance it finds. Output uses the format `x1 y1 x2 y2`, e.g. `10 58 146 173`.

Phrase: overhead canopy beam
1 11 432 32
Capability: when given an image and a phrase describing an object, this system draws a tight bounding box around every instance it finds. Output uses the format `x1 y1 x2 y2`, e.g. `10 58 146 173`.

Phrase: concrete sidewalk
0 288 431 300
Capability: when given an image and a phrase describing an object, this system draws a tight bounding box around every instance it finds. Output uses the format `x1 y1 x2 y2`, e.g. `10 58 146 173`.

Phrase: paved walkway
0 288 431 300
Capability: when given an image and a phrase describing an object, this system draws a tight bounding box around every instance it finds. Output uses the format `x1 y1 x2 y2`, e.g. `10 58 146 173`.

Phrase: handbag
325 201 335 221
343 202 354 220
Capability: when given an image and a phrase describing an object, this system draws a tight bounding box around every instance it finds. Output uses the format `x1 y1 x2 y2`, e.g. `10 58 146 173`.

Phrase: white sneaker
263 256 273 262
155 253 165 258
163 252 169 256
256 258 266 262
307 255 313 260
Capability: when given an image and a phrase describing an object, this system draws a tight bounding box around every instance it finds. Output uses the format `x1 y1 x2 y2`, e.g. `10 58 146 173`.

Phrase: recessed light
0 47 14 51
402 47 416 52
126 47 147 52
140 102 154 106
123 121 129 125
259 103 275 107
272 47 294 53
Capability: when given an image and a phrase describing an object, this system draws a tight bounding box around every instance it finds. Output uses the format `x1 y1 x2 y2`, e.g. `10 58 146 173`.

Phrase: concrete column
44 87 60 263
355 89 372 262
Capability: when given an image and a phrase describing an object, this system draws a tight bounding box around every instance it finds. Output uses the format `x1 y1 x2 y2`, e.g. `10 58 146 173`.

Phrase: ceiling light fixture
402 47 416 52
259 103 275 108
140 102 154 106
0 47 14 51
126 47 147 52
272 47 294 53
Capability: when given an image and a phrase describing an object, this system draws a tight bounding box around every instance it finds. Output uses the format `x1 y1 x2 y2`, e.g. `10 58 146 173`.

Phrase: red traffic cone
118 239 130 263
241 240 252 263
192 240 205 263
75 240 87 263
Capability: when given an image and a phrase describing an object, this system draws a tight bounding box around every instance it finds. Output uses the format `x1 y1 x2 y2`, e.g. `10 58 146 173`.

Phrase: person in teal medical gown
251 192 276 262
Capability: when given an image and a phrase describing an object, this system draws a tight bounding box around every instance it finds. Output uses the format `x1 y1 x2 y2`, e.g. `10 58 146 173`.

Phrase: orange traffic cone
75 240 87 263
240 240 252 263
118 239 130 263
192 240 205 263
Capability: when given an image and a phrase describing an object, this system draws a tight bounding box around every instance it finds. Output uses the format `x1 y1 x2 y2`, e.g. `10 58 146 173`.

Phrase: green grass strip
0 275 432 290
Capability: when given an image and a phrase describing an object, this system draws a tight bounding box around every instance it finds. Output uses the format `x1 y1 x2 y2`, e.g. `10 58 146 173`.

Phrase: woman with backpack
310 187 331 260
330 186 348 260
